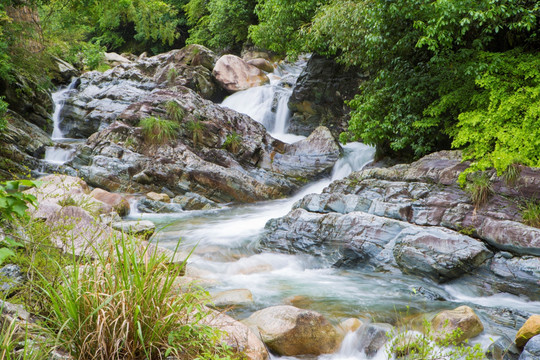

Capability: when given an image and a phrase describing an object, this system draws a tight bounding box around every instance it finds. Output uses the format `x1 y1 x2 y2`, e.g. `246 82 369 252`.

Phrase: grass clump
186 119 205 148
501 163 521 186
522 200 540 228
465 172 493 208
140 116 180 145
40 235 240 360
167 67 179 85
165 100 185 123
223 131 242 154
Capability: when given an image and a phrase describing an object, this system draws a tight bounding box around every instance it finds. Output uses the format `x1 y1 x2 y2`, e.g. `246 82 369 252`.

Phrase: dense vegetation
1 0 539 174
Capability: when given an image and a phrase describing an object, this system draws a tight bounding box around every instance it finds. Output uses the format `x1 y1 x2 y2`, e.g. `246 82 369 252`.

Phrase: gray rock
519 334 540 360
0 265 24 293
211 289 254 307
173 192 219 211
355 323 394 358
111 220 155 238
137 198 184 214
487 335 520 360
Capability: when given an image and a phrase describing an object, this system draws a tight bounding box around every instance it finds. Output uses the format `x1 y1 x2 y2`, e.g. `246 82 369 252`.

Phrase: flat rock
211 289 254 307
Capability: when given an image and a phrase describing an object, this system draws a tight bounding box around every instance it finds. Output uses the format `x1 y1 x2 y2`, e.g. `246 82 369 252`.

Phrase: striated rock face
59 45 225 139
213 55 270 93
67 84 340 202
288 54 364 137
261 151 540 298
243 305 341 356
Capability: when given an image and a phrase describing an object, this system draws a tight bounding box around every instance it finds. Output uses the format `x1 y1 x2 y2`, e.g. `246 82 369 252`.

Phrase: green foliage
522 200 540 228
0 96 8 132
185 0 256 50
0 180 38 222
0 314 52 359
388 318 485 360
250 0 327 55
165 100 185 122
464 172 493 208
186 119 205 147
140 116 180 145
223 131 242 153
39 234 240 360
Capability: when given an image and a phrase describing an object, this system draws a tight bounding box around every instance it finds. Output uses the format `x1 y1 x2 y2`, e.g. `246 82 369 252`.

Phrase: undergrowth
140 116 180 145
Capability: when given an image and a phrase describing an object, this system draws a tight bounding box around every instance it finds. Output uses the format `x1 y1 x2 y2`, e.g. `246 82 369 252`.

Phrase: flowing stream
49 62 540 359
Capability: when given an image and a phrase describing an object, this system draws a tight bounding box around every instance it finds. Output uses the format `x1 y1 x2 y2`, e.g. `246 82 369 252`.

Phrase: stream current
49 61 540 359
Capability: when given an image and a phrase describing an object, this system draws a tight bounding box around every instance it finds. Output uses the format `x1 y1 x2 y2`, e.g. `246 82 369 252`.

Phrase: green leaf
0 247 15 265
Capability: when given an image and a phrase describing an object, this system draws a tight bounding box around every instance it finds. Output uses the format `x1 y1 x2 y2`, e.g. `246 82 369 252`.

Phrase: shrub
140 116 180 145
522 201 540 228
387 318 485 360
165 100 185 123
40 235 239 360
186 119 205 147
223 131 242 153
465 172 493 208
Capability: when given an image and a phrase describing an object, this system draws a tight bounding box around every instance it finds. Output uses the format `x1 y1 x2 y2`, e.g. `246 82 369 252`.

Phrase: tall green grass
140 116 180 145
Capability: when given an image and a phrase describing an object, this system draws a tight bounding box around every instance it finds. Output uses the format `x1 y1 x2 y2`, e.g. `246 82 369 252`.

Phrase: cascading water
44 79 82 166
222 58 307 143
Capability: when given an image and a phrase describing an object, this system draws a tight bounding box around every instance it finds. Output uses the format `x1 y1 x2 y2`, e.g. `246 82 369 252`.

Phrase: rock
247 58 274 73
516 315 540 348
0 300 31 323
242 49 271 62
146 192 170 203
431 306 484 343
90 188 130 216
52 57 78 84
104 52 131 66
213 55 270 93
519 334 540 360
202 309 269 360
137 198 184 214
99 212 122 226
173 44 218 71
288 54 364 137
355 323 394 358
211 289 254 307
173 192 219 210
486 335 520 360
337 318 363 336
0 265 24 293
111 220 155 239
242 305 341 356
393 227 492 282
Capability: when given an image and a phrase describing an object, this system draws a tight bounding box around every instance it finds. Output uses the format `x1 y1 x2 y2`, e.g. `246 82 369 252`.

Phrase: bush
39 235 238 360
223 131 242 153
522 201 540 228
140 116 180 145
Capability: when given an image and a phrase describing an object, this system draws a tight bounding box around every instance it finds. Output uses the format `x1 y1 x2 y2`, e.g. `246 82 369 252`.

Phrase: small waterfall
221 59 306 143
331 143 376 181
44 78 80 167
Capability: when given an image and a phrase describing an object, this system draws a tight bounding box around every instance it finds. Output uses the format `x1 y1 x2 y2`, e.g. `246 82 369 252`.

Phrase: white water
222 59 307 143
44 79 80 165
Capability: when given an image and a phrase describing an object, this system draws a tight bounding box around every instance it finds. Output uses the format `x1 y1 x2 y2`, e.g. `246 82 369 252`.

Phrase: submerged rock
242 305 341 356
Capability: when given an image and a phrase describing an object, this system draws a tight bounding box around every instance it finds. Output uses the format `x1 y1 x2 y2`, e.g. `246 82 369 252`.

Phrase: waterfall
44 79 80 166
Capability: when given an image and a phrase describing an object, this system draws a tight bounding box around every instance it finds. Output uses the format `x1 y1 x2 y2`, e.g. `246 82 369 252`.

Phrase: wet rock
0 265 24 293
213 55 269 93
516 315 540 348
393 227 492 283
243 305 341 356
211 289 254 308
519 334 540 360
486 335 520 360
90 188 130 216
137 198 183 214
173 192 218 211
146 192 170 203
111 220 155 239
247 58 274 73
288 54 364 137
337 318 363 336
431 306 484 343
52 57 78 85
355 323 394 358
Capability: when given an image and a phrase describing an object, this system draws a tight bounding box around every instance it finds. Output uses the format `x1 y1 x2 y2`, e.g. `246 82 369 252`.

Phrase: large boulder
516 315 540 348
431 306 484 343
520 335 540 360
212 55 269 93
247 58 274 73
288 54 364 137
90 188 130 216
242 305 341 356
202 310 269 360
